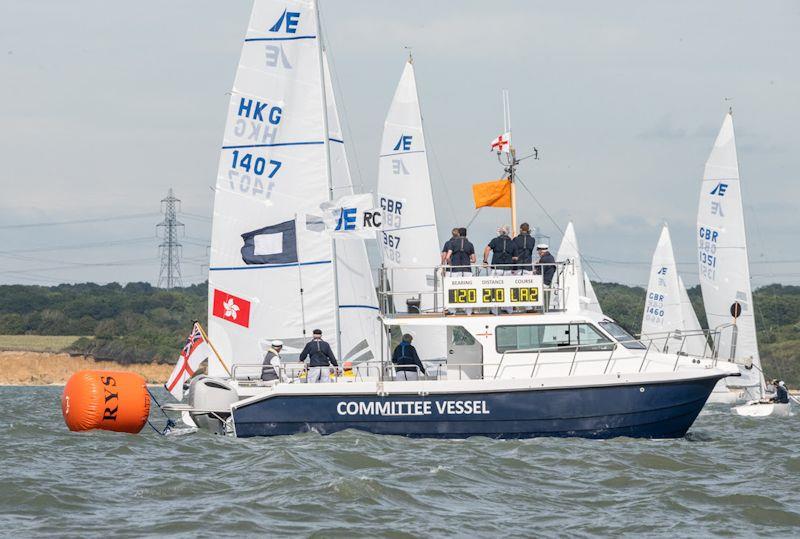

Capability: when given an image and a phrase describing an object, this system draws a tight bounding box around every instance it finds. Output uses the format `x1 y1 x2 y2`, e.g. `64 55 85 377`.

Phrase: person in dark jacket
446 233 476 314
535 244 556 286
483 225 518 275
299 329 337 383
771 380 790 404
441 228 460 268
512 223 536 274
392 334 426 381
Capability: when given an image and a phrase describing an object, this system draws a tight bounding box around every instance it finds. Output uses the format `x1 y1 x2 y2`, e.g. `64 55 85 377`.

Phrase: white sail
377 59 446 360
677 276 708 357
583 272 603 314
324 53 380 363
553 221 585 312
208 0 336 376
697 111 764 398
641 225 707 356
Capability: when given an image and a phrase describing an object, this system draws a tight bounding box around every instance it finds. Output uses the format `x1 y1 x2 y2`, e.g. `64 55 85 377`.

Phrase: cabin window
599 321 646 350
450 326 476 346
495 323 612 353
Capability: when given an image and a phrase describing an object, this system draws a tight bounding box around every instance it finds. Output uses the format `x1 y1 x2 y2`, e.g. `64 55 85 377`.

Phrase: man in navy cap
299 329 337 383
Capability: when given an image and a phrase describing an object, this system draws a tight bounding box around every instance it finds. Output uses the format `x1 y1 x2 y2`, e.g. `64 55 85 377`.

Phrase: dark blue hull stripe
232 376 724 440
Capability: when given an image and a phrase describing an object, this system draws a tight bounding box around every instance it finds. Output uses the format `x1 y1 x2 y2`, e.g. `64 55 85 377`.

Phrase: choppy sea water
1 386 799 538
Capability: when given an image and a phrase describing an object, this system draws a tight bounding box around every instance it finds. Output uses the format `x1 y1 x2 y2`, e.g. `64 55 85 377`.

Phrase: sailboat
696 111 788 416
376 57 447 363
205 0 378 380
552 221 602 313
640 224 708 358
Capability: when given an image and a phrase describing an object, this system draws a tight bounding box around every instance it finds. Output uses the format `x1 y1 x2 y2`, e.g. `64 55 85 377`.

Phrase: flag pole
503 90 517 237
194 321 232 377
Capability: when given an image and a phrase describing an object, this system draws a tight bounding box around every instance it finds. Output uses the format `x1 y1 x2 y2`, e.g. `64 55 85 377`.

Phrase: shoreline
0 350 173 386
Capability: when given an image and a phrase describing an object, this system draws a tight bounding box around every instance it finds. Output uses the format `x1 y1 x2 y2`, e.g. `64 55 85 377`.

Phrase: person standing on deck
441 228 460 268
261 340 284 382
513 223 536 274
483 225 517 276
392 334 426 381
299 329 337 383
445 231 476 315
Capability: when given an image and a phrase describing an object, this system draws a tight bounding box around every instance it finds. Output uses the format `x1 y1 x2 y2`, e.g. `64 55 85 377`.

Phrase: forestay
697 112 763 398
324 53 380 363
207 0 336 375
377 59 446 360
641 225 706 356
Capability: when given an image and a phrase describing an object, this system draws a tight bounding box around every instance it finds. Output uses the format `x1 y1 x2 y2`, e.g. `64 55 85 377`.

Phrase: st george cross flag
165 323 211 400
490 132 511 153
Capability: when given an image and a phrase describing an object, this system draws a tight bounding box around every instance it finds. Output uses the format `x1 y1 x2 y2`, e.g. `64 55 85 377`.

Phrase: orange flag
472 179 511 208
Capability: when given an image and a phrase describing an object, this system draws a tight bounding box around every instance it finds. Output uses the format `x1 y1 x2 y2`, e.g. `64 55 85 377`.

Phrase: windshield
599 321 646 350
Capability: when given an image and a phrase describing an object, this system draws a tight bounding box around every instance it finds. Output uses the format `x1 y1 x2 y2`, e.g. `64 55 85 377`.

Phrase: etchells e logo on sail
392 134 413 152
268 9 301 34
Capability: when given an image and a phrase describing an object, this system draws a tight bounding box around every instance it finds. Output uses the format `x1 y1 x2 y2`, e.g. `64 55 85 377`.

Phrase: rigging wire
514 173 603 280
0 212 160 230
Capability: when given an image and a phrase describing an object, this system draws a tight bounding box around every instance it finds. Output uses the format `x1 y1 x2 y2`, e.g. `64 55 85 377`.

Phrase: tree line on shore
0 281 797 383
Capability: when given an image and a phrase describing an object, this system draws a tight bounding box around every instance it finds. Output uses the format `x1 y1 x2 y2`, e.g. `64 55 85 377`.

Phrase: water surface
2 387 798 537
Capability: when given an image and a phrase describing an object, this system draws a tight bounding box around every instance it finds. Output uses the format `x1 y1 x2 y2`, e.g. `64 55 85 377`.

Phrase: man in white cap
261 340 284 382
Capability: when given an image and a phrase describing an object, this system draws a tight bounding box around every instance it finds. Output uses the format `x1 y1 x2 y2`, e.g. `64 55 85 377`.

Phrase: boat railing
377 261 572 317
229 340 703 385
638 328 719 359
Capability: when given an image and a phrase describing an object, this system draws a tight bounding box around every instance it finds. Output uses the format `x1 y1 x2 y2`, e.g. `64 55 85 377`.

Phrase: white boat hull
732 401 792 417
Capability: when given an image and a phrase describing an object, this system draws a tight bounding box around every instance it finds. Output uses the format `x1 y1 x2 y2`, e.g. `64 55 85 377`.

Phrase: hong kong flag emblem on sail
212 289 251 328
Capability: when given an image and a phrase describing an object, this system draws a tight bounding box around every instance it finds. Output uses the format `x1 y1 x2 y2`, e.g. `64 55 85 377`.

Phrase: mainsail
697 111 764 398
208 0 343 375
377 59 446 360
323 53 380 363
641 225 707 356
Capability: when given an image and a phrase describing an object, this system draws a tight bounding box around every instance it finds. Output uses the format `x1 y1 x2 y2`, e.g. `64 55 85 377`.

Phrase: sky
0 0 798 287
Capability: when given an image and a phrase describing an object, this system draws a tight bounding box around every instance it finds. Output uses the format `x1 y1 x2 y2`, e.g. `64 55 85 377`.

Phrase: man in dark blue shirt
392 334 426 381
512 223 536 274
441 228 460 269
299 329 337 383
483 225 518 276
771 380 790 404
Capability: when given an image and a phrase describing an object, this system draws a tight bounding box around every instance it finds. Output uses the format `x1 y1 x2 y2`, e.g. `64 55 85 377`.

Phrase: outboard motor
186 375 239 435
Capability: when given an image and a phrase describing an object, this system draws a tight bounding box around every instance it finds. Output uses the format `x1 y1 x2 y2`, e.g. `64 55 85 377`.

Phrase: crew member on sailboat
769 380 789 404
299 330 338 384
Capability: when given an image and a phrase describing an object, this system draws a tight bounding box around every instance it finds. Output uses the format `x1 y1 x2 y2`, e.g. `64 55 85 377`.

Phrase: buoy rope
146 388 176 435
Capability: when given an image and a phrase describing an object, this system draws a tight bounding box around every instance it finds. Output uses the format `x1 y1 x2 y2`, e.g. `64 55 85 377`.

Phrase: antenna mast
157 188 184 289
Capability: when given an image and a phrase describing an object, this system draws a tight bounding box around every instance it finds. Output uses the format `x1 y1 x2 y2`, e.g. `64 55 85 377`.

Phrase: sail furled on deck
377 59 446 360
697 112 764 397
207 0 336 375
323 52 380 363
641 225 707 356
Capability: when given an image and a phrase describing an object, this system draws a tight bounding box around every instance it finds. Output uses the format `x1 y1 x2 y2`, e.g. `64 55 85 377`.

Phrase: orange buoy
62 370 151 433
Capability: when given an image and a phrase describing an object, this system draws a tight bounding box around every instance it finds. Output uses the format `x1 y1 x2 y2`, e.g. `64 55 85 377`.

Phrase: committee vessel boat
163 0 738 439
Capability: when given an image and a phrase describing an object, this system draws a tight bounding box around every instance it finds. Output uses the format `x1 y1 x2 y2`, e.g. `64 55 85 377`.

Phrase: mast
315 0 342 360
